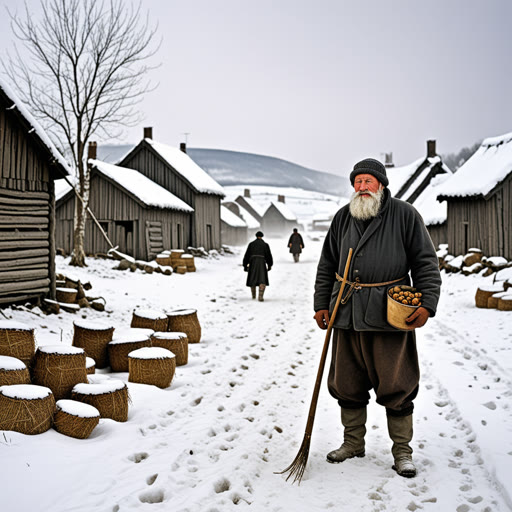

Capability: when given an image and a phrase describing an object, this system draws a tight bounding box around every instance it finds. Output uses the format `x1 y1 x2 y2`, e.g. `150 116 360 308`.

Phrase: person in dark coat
288 228 304 262
243 231 273 301
313 158 441 478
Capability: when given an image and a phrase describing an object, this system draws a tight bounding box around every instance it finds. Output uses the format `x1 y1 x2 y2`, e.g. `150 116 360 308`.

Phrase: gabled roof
265 201 297 221
387 157 425 197
413 173 451 226
437 132 512 201
0 77 71 177
56 160 193 212
236 203 261 229
122 139 225 197
234 195 268 220
221 205 247 228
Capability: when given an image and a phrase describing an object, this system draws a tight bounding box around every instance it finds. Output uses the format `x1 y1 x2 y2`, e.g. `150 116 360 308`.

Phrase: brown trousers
327 328 419 415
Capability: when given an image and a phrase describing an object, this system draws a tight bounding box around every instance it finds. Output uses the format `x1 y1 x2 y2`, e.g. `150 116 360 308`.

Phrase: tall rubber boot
387 414 417 478
258 284 265 302
251 287 256 299
326 407 366 463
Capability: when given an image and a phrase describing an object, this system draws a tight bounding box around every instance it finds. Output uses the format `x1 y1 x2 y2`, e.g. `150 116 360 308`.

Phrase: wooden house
222 200 261 239
261 195 298 237
0 78 70 305
437 132 512 259
220 205 248 246
234 189 266 225
56 152 193 260
117 128 225 251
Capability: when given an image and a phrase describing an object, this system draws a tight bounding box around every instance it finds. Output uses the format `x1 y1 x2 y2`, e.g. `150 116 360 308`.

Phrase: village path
1 236 511 512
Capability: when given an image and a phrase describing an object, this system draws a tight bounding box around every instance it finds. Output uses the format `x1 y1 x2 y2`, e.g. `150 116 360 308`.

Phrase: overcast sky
1 0 511 178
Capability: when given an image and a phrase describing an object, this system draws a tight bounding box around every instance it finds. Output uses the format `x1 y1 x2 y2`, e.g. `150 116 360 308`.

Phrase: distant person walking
288 228 304 263
243 231 273 301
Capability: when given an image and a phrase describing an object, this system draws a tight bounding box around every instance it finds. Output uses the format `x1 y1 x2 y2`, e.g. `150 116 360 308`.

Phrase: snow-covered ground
1 237 511 512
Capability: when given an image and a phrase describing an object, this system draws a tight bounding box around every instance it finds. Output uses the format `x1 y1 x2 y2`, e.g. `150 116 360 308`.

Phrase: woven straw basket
497 296 512 311
128 347 176 389
0 355 31 386
72 321 115 369
86 357 96 375
167 309 201 343
32 345 88 401
0 384 55 435
475 285 504 308
488 291 508 309
71 380 129 422
131 309 168 332
108 329 153 372
54 399 100 439
182 255 196 272
151 332 188 366
56 287 78 304
0 321 36 368
387 286 418 331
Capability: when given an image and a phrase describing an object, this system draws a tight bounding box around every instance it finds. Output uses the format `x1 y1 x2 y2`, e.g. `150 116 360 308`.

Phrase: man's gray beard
349 188 384 220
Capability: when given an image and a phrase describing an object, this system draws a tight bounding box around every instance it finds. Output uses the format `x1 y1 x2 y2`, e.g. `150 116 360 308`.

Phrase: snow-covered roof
144 139 225 197
237 196 267 218
387 157 424 197
413 173 452 226
236 204 260 229
89 159 193 212
267 201 297 221
221 205 247 228
401 157 445 202
437 132 512 199
0 77 71 175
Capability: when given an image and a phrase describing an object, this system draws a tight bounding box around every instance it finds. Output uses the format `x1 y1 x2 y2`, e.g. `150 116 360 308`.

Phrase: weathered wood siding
121 143 222 250
0 104 57 304
221 221 248 246
445 176 512 259
427 223 447 251
262 205 297 237
55 173 192 260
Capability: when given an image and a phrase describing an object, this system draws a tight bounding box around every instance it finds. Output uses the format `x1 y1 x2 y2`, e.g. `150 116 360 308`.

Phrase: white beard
349 188 384 220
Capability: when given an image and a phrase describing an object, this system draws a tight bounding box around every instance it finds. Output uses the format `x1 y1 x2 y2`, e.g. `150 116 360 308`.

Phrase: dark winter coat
314 188 441 331
288 232 304 254
243 238 273 287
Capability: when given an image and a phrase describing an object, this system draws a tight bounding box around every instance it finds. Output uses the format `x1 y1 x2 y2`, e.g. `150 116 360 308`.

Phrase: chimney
244 188 251 198
277 194 285 203
427 140 436 158
384 152 394 168
180 142 187 154
88 141 97 160
143 126 153 139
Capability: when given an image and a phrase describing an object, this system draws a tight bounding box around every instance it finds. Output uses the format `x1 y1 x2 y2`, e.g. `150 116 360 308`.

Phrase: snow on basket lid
56 287 77 293
152 331 187 340
128 347 175 359
110 328 154 345
133 308 167 320
0 355 27 371
56 399 100 418
0 320 34 331
0 384 52 400
73 379 126 395
86 357 95 368
478 283 504 293
73 319 115 330
38 344 84 355
167 308 197 316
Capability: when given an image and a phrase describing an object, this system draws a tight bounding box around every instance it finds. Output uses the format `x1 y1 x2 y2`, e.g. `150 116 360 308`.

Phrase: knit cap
349 158 389 187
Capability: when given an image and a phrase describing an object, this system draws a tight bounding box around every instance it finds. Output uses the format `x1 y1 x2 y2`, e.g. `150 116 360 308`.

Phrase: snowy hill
97 145 350 196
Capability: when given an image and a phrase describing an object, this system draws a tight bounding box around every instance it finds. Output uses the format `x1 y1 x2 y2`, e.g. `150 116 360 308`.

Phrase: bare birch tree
3 0 159 266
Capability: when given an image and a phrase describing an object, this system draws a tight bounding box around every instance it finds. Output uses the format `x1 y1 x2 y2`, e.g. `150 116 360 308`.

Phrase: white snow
387 157 424 197
221 205 247 227
478 283 504 292
0 355 27 371
145 139 226 196
73 319 115 330
0 78 71 175
72 380 126 395
152 332 187 340
0 241 511 511
485 256 508 267
411 172 451 226
132 309 167 320
235 203 261 229
56 287 77 293
56 399 100 418
38 345 84 356
128 347 175 360
85 357 95 369
438 131 512 199
267 200 298 221
166 308 196 316
0 320 34 331
89 159 194 212
109 328 154 344
0 384 52 400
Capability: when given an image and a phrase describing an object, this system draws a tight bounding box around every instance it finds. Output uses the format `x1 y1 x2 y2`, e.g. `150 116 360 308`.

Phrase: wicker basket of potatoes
387 285 423 330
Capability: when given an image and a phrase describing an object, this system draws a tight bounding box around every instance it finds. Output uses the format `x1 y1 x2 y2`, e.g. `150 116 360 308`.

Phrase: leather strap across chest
334 274 406 305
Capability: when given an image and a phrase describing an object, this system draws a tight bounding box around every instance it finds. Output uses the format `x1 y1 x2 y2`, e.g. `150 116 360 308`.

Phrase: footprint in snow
482 401 496 410
129 452 149 463
146 474 158 485
138 488 165 504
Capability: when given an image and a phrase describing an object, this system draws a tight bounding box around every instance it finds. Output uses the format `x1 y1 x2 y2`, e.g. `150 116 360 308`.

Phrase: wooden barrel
151 331 188 366
72 320 115 369
128 347 176 389
0 320 36 368
54 399 100 439
167 308 201 343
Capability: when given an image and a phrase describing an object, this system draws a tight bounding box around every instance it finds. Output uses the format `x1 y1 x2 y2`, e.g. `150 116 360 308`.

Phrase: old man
313 158 441 477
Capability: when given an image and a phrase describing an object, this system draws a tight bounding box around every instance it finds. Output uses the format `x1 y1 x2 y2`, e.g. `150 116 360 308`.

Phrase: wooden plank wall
194 195 221 250
0 105 53 304
427 223 448 251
